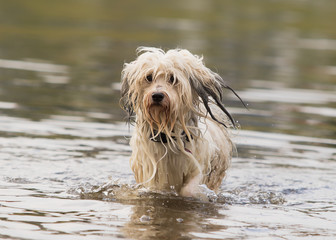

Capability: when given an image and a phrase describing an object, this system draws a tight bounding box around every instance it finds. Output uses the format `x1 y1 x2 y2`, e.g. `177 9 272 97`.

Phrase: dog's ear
120 66 135 123
172 49 245 128
189 70 245 128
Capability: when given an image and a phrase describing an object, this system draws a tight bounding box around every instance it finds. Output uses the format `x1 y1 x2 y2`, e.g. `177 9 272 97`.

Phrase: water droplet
139 215 151 222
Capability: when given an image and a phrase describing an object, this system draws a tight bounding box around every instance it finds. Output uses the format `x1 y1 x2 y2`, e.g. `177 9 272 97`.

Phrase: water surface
0 0 336 239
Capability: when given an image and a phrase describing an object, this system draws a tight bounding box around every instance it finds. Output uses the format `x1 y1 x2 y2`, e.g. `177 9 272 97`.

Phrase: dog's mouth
150 102 164 107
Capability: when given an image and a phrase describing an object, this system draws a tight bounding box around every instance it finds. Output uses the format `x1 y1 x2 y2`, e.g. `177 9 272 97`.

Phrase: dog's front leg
181 174 218 201
180 174 202 197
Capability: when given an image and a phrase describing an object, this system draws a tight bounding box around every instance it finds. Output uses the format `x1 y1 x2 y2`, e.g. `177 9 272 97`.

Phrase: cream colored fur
121 47 235 198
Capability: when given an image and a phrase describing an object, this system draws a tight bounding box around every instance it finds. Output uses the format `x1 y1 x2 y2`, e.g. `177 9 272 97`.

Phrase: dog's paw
197 184 218 202
180 176 218 202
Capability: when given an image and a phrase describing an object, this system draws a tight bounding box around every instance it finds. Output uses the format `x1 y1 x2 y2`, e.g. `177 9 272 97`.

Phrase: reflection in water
0 0 336 239
124 196 223 240
78 183 225 239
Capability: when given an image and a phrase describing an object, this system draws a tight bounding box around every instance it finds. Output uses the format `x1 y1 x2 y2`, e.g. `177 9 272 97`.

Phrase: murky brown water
1 0 336 239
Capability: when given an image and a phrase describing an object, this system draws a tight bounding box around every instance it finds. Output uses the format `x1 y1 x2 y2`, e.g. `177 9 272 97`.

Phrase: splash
217 187 286 205
72 181 285 205
73 182 143 202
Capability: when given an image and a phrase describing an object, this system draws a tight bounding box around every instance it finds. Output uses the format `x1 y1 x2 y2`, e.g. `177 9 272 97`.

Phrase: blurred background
0 1 336 239
0 0 335 137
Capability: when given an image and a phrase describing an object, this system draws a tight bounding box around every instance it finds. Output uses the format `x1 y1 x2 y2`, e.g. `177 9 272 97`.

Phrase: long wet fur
121 47 240 198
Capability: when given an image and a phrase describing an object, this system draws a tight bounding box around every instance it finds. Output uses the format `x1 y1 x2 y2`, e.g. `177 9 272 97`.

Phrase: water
1 0 336 239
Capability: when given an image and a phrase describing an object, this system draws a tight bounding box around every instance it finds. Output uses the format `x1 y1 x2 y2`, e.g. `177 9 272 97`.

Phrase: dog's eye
169 75 176 84
146 74 153 82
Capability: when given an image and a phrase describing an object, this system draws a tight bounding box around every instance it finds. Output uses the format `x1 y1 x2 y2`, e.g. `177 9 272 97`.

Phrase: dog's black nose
152 92 165 103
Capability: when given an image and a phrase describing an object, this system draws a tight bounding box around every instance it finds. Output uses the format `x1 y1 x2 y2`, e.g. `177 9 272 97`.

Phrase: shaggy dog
121 47 243 198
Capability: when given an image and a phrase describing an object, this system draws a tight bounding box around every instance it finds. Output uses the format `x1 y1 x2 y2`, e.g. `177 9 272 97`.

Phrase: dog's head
121 47 243 135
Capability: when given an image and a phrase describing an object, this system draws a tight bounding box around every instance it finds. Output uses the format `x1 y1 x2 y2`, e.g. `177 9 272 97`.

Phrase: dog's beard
142 91 195 148
144 104 176 135
143 93 177 138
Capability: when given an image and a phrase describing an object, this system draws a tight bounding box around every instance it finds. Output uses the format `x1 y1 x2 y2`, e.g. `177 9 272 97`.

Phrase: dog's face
121 47 240 135
141 72 180 132
121 48 196 133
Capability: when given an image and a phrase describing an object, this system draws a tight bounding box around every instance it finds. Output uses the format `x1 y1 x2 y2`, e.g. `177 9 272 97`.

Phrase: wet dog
121 47 243 198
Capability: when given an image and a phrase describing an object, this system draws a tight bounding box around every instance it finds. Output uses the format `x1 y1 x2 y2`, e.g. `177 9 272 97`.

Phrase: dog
121 47 243 198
